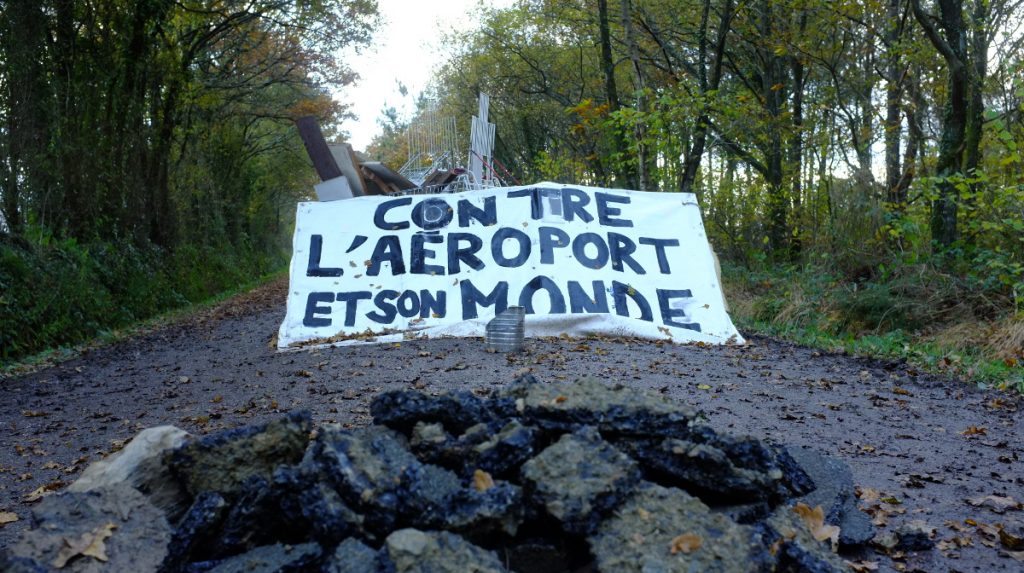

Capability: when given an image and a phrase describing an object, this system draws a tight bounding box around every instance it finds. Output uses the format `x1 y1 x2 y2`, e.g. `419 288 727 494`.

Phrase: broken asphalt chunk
502 376 695 438
9 484 172 573
589 482 772 573
169 411 311 498
619 425 813 505
384 528 508 573
521 426 641 535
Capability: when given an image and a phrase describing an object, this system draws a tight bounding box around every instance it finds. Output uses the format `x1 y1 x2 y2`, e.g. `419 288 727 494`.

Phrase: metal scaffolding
397 94 500 193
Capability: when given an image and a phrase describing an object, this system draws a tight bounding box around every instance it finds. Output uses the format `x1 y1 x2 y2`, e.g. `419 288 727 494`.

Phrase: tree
911 0 1019 249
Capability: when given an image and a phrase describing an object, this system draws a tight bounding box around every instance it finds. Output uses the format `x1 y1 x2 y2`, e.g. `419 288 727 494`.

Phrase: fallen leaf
793 503 841 550
844 560 879 572
24 481 65 503
976 521 1002 547
669 533 702 554
967 494 1023 513
892 387 913 396
1000 527 1024 550
1002 550 1024 561
22 410 49 418
473 469 495 492
0 512 18 526
52 522 117 568
944 520 971 532
961 426 987 436
856 487 881 504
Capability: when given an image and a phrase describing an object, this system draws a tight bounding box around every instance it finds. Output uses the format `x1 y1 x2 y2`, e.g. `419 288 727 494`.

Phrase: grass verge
722 261 1024 394
0 267 287 380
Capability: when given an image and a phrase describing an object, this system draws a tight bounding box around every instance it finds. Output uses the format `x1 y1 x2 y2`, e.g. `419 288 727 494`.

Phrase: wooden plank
327 143 369 197
295 116 342 182
347 144 373 197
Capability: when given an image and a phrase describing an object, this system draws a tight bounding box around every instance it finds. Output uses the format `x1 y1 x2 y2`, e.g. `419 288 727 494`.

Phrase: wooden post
295 116 342 182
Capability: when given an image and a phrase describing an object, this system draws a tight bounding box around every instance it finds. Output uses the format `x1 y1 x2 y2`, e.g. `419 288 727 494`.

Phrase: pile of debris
3 376 883 572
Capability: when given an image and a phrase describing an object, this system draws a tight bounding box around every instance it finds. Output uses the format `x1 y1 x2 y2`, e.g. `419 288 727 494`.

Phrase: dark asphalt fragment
618 425 813 505
305 424 419 534
520 426 641 535
788 447 874 546
322 538 390 573
589 482 772 573
502 376 695 438
410 420 537 479
8 484 172 573
168 411 312 498
384 528 508 573
762 506 848 573
162 491 229 572
205 542 321 573
371 390 509 434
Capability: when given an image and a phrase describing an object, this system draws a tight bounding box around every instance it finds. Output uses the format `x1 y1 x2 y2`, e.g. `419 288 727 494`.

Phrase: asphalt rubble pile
2 375 896 573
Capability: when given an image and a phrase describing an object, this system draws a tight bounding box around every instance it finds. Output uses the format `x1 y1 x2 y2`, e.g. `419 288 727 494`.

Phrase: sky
336 0 513 152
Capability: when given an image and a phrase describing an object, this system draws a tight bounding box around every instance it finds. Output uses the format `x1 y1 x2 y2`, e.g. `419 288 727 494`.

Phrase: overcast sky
336 0 513 152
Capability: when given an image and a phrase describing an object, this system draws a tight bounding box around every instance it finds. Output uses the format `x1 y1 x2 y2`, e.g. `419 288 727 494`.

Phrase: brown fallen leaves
793 503 841 551
668 533 702 554
52 522 117 568
967 520 1024 561
1000 527 1024 550
24 480 66 503
961 425 988 437
473 469 495 492
0 511 19 526
843 560 879 572
856 487 906 528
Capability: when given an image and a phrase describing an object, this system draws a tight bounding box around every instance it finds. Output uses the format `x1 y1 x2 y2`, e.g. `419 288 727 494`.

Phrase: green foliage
0 0 379 362
0 228 285 364
724 259 1024 392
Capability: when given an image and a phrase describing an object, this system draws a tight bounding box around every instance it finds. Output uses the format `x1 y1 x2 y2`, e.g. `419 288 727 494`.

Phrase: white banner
278 183 743 348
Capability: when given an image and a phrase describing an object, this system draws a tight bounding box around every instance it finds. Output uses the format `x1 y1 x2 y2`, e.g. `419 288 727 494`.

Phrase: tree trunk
788 12 808 254
884 0 906 208
597 0 635 188
680 0 734 194
2 0 50 234
760 0 787 254
912 0 973 249
620 0 651 190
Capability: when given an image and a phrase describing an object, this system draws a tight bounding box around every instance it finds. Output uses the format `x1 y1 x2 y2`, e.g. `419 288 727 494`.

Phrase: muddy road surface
1 278 1022 572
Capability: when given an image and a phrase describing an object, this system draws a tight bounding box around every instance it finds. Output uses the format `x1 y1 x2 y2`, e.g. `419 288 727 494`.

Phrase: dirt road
1 278 1022 572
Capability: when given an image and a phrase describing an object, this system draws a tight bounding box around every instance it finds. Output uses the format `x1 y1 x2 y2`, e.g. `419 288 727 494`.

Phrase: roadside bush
0 228 284 365
723 255 1024 391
